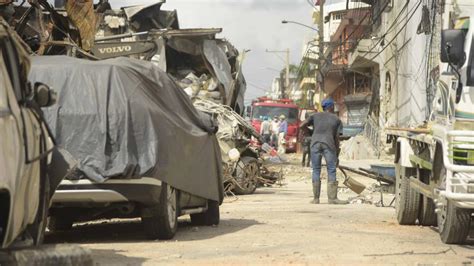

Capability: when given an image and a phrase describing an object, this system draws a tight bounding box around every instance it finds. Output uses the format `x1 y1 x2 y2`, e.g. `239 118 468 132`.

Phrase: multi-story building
343 0 473 153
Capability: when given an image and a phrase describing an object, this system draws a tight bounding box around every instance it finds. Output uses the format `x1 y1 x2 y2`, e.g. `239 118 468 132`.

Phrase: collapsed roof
7 1 247 114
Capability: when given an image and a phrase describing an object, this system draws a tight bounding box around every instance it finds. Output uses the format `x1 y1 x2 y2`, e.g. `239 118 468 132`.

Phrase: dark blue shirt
305 112 342 151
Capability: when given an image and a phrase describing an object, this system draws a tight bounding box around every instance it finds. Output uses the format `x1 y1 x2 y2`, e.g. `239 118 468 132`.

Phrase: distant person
301 112 314 167
271 116 280 148
300 98 347 205
278 115 288 154
260 116 272 144
301 132 312 167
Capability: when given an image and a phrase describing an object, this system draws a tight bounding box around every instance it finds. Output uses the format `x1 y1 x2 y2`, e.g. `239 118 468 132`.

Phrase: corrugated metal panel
347 103 369 126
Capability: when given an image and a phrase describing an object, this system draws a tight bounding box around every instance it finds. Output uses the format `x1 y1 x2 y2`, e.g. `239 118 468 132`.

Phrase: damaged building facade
320 7 375 137
304 0 457 154
344 0 449 154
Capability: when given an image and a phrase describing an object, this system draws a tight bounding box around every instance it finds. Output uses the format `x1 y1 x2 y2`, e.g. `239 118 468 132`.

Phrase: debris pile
340 135 378 160
193 98 259 163
193 98 282 194
10 2 247 115
177 73 220 101
7 1 279 195
343 183 395 207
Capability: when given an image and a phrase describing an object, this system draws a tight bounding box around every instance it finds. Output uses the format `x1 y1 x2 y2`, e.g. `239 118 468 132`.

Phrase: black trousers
302 147 311 167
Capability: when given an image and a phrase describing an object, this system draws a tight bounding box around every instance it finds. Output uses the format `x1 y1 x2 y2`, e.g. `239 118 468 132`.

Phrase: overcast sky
111 0 319 104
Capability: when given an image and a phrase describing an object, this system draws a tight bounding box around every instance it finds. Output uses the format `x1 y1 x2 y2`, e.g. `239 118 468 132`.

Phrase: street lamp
281 20 319 32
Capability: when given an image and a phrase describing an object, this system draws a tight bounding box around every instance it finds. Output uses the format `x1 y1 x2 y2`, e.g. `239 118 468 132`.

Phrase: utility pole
318 0 325 110
285 48 290 99
266 49 290 99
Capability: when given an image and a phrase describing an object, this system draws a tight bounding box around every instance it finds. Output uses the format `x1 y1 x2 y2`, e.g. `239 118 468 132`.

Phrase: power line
247 81 270 92
368 0 423 61
358 0 412 59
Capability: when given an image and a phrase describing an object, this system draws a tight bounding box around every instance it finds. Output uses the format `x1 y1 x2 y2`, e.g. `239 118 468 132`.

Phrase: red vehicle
250 97 300 152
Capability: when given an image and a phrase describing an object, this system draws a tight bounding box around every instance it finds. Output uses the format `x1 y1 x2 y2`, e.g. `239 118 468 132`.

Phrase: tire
435 165 472 244
190 200 220 226
48 216 74 232
418 169 437 226
232 157 259 195
395 163 420 225
26 161 50 245
419 196 438 226
142 183 178 240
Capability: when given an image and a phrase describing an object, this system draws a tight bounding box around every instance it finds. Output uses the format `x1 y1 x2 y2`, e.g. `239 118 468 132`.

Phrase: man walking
260 117 272 144
300 99 348 205
271 115 280 148
278 115 288 154
301 132 311 167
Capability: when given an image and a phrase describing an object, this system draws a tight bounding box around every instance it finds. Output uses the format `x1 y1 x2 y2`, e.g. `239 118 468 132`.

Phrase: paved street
45 157 474 265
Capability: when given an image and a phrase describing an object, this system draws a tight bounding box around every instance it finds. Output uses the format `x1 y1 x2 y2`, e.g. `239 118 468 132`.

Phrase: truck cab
390 15 474 245
433 15 474 209
250 97 300 152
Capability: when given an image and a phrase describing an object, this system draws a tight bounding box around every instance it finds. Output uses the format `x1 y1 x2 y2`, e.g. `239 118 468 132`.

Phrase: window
1 38 23 101
252 106 299 123
332 13 342 21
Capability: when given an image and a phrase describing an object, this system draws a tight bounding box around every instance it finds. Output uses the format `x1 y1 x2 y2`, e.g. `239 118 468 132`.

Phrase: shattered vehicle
7 1 247 114
0 19 57 248
193 98 267 195
28 56 224 240
88 4 282 195
8 1 281 196
88 3 248 115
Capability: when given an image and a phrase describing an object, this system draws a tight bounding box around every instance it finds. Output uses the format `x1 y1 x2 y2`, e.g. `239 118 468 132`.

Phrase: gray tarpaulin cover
29 56 224 202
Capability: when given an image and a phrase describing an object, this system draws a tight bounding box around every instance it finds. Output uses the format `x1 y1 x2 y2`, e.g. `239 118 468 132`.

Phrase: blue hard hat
322 98 335 110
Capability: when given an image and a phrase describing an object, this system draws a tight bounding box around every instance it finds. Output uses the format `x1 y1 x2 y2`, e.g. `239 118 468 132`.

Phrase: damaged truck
7 1 280 196
386 15 474 244
87 3 279 195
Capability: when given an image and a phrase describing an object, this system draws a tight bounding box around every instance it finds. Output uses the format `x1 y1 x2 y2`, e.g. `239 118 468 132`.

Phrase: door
0 35 41 247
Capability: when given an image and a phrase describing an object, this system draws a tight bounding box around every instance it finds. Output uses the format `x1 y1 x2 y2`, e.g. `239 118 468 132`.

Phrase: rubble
340 135 378 160
8 2 248 115
193 98 282 194
343 183 394 207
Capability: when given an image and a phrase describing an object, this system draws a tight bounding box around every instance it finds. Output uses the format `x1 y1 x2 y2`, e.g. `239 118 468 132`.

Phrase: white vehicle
387 16 474 244
0 20 56 248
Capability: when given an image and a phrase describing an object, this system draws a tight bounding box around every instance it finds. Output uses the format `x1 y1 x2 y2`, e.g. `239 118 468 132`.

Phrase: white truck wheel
436 166 471 244
418 169 437 226
395 164 420 225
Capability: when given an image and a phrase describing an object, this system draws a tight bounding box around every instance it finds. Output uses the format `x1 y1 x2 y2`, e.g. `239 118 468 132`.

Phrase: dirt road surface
45 156 474 265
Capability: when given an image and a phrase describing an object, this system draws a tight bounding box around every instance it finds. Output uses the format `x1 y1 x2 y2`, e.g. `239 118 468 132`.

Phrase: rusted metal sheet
65 0 96 51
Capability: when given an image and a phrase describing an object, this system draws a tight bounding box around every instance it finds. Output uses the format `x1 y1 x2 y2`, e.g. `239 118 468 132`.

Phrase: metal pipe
95 31 149 42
